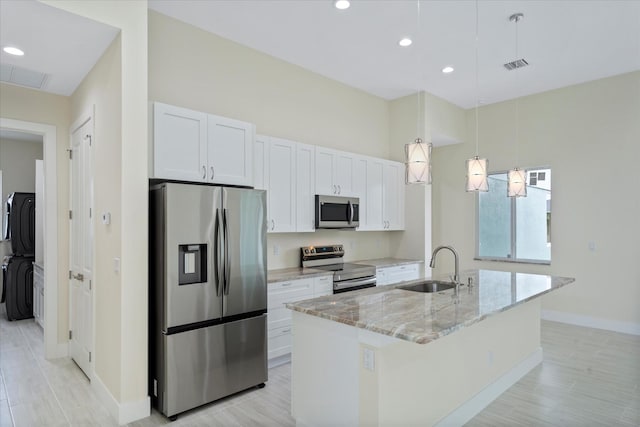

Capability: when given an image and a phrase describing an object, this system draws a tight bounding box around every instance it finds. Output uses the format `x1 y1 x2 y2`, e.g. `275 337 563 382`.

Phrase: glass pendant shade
465 156 489 192
405 138 432 184
507 167 527 197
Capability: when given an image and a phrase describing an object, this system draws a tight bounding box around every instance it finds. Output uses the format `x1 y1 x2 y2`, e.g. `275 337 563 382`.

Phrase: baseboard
435 347 543 427
268 354 291 369
92 373 150 425
542 309 640 336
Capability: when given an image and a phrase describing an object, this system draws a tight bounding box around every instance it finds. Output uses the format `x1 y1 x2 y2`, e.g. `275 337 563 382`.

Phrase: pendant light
466 0 489 192
405 1 433 185
507 12 527 198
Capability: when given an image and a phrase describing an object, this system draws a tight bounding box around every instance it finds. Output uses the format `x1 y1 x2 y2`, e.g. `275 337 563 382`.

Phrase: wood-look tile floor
1 303 638 426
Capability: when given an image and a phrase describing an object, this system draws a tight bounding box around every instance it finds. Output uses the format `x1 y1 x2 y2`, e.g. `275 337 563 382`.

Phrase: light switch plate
363 348 375 371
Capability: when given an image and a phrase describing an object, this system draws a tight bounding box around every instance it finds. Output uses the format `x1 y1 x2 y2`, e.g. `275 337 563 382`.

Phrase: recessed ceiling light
3 46 24 56
442 66 455 74
398 38 413 47
334 0 350 10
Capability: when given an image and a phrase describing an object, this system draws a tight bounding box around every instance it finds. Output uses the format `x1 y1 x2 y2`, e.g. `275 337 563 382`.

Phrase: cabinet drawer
268 326 292 360
268 279 314 309
267 307 292 330
313 275 333 296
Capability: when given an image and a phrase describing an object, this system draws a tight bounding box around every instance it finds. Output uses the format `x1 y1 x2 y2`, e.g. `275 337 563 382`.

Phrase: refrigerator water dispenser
178 244 207 285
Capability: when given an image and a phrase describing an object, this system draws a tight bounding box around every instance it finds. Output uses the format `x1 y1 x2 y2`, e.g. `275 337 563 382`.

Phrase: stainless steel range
301 245 376 293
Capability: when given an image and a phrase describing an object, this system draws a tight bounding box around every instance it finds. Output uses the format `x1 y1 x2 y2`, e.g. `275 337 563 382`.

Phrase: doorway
0 118 60 360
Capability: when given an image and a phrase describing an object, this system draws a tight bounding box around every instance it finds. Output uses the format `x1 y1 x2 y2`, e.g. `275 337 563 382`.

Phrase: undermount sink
397 280 456 293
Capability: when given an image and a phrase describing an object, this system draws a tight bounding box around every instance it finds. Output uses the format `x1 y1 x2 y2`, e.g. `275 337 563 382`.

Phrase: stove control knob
304 249 309 254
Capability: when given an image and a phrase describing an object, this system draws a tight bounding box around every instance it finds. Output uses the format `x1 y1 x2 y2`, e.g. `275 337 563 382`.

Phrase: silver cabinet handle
332 185 337 194
271 219 275 230
281 282 292 287
210 166 214 180
338 185 341 194
202 166 206 179
281 328 291 334
72 273 84 282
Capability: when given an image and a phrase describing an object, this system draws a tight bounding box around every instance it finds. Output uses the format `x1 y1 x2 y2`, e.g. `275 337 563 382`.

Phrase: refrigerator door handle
223 208 231 295
213 208 222 296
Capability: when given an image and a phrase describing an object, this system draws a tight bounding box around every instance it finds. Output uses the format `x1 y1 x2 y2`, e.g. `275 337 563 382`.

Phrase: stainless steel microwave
315 195 359 229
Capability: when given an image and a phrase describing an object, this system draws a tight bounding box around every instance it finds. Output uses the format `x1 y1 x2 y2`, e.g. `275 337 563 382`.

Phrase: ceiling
0 1 638 108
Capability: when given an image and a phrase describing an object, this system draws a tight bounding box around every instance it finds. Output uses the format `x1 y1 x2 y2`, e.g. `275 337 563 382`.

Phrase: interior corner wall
432 71 640 327
148 10 393 269
0 138 43 194
70 34 123 402
0 82 71 344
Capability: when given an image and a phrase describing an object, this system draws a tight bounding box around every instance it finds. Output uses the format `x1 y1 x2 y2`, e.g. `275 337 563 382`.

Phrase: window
476 168 551 264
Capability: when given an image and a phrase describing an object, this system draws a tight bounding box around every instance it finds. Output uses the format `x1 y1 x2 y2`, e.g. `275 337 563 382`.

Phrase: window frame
474 167 551 265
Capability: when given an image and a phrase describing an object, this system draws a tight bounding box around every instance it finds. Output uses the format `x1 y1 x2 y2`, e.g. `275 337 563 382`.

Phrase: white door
69 116 94 378
153 102 207 182
207 115 254 187
267 137 296 233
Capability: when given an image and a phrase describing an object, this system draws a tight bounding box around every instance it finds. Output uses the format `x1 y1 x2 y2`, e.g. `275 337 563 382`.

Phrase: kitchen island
286 269 575 426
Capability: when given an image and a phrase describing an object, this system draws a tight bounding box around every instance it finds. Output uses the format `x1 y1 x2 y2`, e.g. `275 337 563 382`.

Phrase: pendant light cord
417 0 422 141
474 0 479 157
515 14 520 166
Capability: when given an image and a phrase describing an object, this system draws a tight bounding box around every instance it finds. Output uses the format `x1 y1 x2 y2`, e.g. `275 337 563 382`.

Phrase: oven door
315 195 359 229
333 276 376 294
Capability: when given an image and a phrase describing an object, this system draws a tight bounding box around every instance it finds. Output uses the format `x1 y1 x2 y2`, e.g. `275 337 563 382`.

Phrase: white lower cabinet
376 263 420 286
267 275 333 364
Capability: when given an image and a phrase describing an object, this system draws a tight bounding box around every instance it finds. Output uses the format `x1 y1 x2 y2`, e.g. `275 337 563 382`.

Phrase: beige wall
432 71 640 326
148 11 396 269
70 35 123 401
0 82 71 343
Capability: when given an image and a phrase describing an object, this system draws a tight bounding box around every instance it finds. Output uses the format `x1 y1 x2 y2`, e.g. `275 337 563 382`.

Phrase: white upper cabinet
362 158 405 231
207 115 254 187
315 147 355 196
296 143 316 232
253 135 267 190
152 102 254 187
352 156 368 229
267 137 297 233
153 102 207 182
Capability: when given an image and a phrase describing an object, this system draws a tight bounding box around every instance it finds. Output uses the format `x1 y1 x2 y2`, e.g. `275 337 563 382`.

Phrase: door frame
68 107 96 379
0 117 60 358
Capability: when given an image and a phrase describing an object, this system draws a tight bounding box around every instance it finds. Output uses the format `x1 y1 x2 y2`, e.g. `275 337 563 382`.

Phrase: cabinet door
334 152 354 196
254 135 268 191
153 103 207 182
207 115 254 187
352 156 367 229
384 161 405 230
366 159 385 230
315 147 335 195
313 275 333 297
267 138 296 232
296 143 316 232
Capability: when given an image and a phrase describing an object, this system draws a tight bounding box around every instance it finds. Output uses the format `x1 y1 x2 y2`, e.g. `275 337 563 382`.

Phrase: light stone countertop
286 269 575 344
352 258 423 268
267 267 332 283
267 257 422 284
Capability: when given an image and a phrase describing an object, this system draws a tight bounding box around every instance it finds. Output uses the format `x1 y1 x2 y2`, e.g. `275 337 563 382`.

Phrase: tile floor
1 302 638 426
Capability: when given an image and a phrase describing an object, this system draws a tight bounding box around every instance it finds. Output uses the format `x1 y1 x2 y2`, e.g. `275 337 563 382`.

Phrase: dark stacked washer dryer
2 192 36 321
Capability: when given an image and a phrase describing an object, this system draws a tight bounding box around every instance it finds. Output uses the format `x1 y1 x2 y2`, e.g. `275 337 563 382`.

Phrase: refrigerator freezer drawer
159 314 267 417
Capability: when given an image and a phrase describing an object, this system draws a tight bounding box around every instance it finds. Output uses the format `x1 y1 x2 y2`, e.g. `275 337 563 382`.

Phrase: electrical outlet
363 348 375 371
114 257 120 274
588 241 596 251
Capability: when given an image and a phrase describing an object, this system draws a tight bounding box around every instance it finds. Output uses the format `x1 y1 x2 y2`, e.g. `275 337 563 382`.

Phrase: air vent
0 63 48 89
504 58 529 71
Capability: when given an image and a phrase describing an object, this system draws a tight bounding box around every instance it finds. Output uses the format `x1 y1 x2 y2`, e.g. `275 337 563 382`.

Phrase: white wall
432 71 640 329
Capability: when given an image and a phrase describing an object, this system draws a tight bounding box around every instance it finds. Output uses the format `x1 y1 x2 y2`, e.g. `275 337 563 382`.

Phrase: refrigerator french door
149 182 267 419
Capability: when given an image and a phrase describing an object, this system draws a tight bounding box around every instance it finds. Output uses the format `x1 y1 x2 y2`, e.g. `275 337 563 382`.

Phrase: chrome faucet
429 245 460 286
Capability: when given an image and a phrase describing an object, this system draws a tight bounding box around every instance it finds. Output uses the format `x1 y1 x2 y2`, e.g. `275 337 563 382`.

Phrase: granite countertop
267 267 332 283
352 258 423 268
268 258 422 283
286 269 575 345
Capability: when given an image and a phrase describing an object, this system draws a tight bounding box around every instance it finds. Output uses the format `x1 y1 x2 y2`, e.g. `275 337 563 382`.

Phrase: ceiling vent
504 58 529 71
0 63 48 90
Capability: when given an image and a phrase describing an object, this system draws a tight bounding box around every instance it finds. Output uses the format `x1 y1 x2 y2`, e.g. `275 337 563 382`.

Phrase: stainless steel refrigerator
149 182 267 420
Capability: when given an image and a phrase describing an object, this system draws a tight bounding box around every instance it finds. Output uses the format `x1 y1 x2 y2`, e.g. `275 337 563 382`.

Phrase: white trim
0 118 59 360
542 309 640 336
435 347 544 427
268 354 290 369
92 372 150 425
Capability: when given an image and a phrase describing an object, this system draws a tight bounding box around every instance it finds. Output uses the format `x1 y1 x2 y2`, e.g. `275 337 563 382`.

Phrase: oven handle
334 276 377 292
